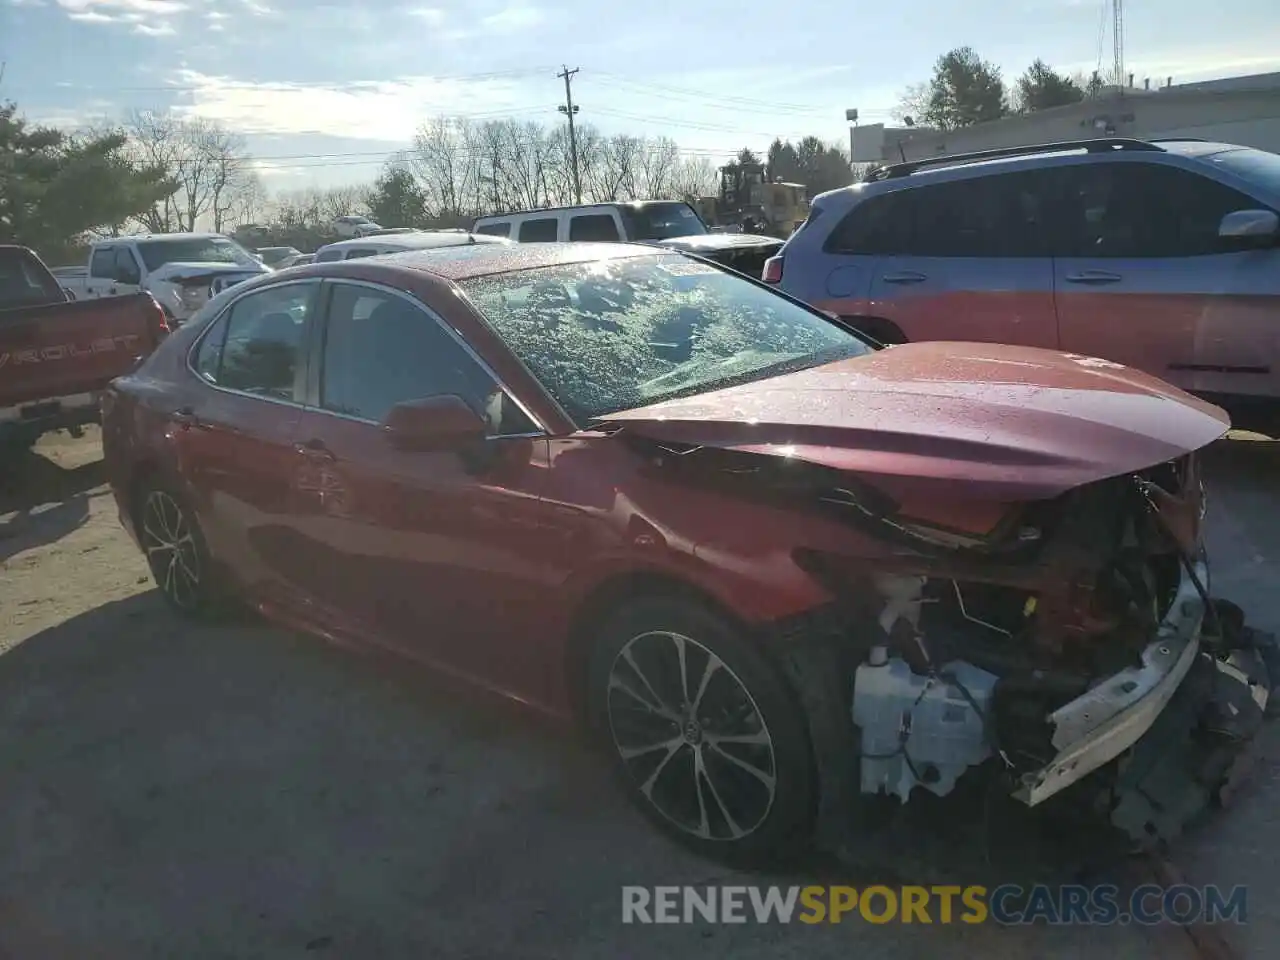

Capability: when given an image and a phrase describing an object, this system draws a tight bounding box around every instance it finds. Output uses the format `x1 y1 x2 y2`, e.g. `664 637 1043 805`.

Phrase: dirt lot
1 428 1278 959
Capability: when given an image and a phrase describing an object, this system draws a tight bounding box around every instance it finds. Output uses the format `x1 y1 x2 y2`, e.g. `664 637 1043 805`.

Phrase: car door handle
1063 270 1123 285
881 271 928 284
294 439 336 462
172 406 206 429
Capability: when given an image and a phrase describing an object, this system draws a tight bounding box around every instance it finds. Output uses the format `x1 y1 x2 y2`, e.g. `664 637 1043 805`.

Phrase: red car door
283 279 558 703
173 279 319 608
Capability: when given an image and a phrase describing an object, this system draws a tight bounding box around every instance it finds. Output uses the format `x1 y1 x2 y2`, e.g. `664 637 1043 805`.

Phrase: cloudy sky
3 0 1279 189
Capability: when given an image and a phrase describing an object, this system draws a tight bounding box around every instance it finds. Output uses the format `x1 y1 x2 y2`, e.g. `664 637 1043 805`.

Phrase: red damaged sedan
101 242 1273 864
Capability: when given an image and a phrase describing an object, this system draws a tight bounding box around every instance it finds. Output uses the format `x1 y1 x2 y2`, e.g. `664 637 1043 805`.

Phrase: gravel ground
1 427 1276 960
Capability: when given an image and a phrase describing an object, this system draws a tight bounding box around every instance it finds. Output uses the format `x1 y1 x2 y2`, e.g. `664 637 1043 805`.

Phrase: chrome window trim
313 278 550 439
184 277 320 411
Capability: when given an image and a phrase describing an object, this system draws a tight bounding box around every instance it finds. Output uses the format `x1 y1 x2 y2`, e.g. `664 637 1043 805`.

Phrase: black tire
135 481 225 619
586 595 815 866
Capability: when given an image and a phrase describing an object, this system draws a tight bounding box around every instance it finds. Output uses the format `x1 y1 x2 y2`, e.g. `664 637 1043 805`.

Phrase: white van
472 201 709 243
313 230 509 263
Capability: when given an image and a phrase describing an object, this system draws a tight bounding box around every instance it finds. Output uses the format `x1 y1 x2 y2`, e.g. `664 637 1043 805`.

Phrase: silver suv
769 137 1280 403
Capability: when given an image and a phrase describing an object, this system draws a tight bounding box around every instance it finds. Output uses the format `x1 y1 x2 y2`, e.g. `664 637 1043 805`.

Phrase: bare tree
638 137 680 199
222 171 268 229
270 188 323 231
409 116 482 223
892 82 931 125
123 110 257 232
670 156 719 202
587 134 643 201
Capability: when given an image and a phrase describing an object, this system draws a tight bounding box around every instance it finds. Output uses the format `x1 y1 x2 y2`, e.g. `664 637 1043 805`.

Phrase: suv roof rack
862 137 1164 182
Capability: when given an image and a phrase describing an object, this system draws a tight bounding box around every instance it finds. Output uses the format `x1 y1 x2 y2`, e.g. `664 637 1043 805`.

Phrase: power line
592 73 847 116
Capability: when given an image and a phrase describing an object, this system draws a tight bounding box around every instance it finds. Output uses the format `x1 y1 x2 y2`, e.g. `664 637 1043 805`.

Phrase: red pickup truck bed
1 245 169 449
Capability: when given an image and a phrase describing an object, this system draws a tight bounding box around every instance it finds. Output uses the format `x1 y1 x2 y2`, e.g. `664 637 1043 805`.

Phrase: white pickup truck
56 233 270 325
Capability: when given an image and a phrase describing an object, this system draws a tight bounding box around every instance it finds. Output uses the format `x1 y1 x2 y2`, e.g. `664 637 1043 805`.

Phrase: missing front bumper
1014 558 1212 807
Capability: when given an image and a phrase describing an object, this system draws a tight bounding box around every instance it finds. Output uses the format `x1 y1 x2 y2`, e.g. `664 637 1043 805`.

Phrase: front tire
587 595 815 865
136 483 220 618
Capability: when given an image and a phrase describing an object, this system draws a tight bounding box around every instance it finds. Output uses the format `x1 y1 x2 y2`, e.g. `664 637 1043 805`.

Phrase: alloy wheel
605 630 777 841
140 490 202 610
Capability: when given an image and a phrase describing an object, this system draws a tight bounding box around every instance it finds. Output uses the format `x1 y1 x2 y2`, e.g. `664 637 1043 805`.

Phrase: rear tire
586 594 815 866
136 482 225 619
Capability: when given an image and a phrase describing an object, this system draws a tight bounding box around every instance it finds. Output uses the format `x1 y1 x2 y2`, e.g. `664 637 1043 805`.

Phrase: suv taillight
762 255 784 284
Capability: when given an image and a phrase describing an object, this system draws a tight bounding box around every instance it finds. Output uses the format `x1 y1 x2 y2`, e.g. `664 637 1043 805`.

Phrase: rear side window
518 218 559 242
193 315 228 383
214 283 314 399
315 248 345 263
825 191 912 255
475 222 512 237
569 214 620 241
343 248 379 260
826 172 1053 258
89 247 115 278
1050 162 1265 258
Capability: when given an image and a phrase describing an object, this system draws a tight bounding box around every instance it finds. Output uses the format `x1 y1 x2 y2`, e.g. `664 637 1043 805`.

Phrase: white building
851 72 1280 165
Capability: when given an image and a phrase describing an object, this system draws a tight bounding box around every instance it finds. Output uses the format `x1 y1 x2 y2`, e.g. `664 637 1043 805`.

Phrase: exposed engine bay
841 452 1277 843
624 430 1278 847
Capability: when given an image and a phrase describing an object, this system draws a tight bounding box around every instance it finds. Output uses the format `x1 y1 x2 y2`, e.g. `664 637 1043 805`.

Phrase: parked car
58 233 270 326
332 215 382 238
101 241 1270 865
474 201 784 275
313 231 508 262
771 137 1280 403
655 232 783 278
473 200 709 243
1 245 169 450
255 246 303 268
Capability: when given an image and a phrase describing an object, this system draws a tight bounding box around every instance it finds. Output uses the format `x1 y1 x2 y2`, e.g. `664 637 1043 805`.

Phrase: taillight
762 255 784 284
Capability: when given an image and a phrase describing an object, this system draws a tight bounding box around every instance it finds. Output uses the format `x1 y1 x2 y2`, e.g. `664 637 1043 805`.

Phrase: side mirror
1218 209 1279 241
382 395 486 452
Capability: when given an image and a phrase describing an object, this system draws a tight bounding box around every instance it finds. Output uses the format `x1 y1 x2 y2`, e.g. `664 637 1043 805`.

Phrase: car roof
308 241 662 281
316 232 507 254
114 232 232 242
859 138 1254 191
474 199 689 221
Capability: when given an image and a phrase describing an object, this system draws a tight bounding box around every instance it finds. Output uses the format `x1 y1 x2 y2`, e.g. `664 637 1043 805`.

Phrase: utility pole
557 65 582 204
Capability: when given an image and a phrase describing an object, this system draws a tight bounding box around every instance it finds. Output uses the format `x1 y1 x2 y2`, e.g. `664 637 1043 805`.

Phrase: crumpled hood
601 341 1230 501
150 261 269 283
